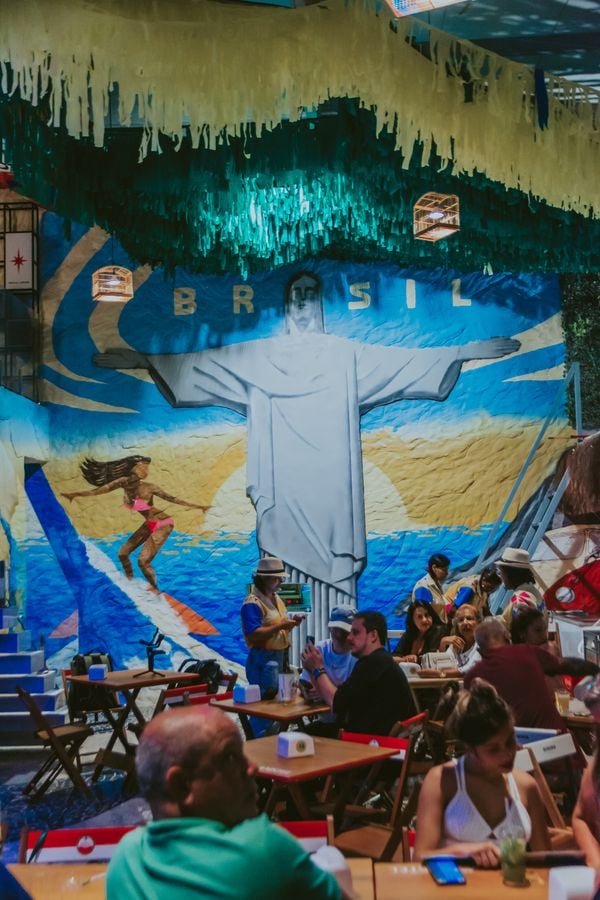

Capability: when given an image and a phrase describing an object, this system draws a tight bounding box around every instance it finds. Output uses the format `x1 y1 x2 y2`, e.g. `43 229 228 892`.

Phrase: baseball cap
327 607 355 632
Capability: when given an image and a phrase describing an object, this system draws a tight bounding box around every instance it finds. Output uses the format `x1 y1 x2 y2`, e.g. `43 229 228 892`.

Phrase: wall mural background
6 212 570 674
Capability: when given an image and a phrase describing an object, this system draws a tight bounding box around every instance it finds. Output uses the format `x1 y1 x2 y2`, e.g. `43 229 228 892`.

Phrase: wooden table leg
286 783 312 820
92 690 139 781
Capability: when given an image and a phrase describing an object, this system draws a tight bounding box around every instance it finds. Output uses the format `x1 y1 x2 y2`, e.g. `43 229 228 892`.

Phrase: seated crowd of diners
7 549 600 900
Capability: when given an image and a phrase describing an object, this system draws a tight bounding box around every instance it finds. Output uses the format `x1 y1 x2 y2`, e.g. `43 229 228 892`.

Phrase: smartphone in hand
306 635 315 646
424 857 466 886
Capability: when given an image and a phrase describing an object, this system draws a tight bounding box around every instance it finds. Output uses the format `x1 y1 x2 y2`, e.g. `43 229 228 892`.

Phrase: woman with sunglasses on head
415 679 549 868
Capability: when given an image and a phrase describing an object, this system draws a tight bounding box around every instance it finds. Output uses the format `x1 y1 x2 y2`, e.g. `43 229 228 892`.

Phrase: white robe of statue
146 333 461 647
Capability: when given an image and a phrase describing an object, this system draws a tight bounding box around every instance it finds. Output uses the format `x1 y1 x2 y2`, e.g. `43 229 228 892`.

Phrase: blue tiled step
0 688 65 713
0 670 57 692
0 650 44 674
0 607 18 629
0 631 32 652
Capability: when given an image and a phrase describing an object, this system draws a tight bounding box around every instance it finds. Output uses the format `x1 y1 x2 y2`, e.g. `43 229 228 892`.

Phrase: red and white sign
5 231 33 289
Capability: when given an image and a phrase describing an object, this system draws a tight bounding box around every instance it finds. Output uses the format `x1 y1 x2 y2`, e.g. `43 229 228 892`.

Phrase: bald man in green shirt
107 706 342 899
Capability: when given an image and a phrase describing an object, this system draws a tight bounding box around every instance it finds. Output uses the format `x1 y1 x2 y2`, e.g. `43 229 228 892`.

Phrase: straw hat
495 547 533 569
254 557 287 578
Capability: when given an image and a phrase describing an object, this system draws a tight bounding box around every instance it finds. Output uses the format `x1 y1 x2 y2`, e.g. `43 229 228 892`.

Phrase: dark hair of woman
480 565 502 588
510 606 545 644
80 455 151 487
498 564 536 589
394 600 445 657
428 553 450 570
447 678 513 747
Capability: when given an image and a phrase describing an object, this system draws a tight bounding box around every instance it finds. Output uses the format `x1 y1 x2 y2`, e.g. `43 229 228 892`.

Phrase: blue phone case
425 857 466 886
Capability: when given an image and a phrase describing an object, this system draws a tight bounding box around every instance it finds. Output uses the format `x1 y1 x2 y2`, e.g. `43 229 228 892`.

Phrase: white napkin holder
547 866 594 900
233 684 261 703
312 846 356 899
399 662 421 677
277 731 315 758
88 664 108 681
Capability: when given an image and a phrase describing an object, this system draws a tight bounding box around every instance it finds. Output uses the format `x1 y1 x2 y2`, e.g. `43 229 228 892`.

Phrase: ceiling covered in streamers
0 0 598 275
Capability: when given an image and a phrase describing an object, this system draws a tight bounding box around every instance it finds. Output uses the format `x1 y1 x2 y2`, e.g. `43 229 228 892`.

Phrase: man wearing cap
302 610 415 735
496 546 545 625
300 607 358 737
241 558 302 713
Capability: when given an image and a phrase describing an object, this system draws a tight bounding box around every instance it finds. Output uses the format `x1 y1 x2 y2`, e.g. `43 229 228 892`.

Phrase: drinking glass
555 690 570 715
500 834 527 887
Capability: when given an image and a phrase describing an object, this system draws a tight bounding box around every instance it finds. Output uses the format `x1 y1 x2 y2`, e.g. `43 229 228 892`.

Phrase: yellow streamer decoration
0 0 598 216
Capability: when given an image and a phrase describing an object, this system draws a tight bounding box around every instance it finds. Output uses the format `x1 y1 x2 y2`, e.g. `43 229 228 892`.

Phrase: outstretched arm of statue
457 337 521 361
94 348 149 369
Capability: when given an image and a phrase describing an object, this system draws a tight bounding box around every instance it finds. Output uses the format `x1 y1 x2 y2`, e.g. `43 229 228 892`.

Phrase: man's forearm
312 671 337 706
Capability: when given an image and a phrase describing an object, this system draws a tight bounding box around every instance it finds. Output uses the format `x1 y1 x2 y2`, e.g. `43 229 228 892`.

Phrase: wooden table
348 858 374 900
70 668 200 778
9 863 107 899
374 863 550 899
8 859 372 900
245 734 398 821
211 695 330 739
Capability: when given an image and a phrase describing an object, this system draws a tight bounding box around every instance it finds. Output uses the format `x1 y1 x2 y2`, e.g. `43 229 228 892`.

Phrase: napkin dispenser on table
233 684 261 703
88 664 108 681
547 866 594 900
277 732 315 758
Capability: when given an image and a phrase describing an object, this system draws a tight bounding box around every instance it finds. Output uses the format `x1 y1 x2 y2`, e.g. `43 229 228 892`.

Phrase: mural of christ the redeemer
95 271 519 641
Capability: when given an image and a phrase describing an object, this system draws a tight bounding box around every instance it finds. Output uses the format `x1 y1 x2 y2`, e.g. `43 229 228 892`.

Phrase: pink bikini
124 497 174 532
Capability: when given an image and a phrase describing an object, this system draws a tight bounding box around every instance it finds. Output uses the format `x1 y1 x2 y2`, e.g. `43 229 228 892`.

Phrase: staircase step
0 707 71 731
0 670 57 692
0 631 31 652
0 650 44 674
0 688 66 712
0 607 19 629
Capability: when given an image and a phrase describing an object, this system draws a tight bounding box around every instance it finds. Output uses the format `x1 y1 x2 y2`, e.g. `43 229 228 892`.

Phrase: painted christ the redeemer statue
95 271 519 642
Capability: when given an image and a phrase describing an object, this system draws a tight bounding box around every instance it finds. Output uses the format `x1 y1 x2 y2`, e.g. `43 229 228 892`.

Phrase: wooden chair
331 728 420 861
514 732 580 849
15 686 93 800
19 825 137 863
318 711 429 808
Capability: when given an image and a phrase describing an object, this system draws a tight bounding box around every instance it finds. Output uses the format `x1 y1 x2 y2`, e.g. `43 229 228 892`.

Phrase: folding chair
331 729 420 861
279 816 335 853
318 712 429 808
19 825 137 863
16 686 93 800
514 732 580 849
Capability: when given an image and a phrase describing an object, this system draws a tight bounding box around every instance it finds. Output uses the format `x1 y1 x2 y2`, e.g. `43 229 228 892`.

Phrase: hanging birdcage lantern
91 265 134 302
413 193 460 242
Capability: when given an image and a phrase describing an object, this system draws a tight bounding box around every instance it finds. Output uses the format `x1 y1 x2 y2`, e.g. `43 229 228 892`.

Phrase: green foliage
561 274 600 430
1 93 600 277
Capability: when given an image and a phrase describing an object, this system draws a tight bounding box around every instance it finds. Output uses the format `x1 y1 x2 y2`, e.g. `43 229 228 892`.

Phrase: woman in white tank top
415 679 550 868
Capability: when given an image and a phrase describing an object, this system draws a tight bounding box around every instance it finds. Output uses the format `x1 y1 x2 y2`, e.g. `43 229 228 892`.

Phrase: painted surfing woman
63 455 210 593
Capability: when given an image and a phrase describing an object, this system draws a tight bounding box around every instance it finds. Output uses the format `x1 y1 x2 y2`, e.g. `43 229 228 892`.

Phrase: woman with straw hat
496 547 545 626
241 558 302 704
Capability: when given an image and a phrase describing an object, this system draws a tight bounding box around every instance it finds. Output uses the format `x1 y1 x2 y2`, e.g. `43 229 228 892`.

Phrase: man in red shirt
464 619 598 730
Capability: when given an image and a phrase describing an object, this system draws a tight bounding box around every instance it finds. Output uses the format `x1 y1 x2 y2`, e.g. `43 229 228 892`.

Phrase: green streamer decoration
1 93 599 276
